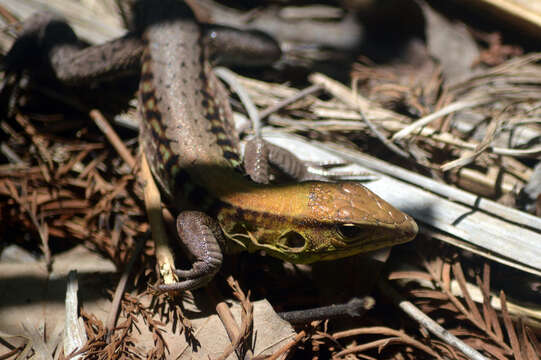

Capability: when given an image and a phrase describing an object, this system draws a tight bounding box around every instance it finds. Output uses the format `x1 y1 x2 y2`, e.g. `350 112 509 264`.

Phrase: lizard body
3 0 418 291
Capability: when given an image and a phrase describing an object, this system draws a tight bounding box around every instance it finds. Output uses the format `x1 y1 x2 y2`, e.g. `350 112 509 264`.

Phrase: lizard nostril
403 219 419 239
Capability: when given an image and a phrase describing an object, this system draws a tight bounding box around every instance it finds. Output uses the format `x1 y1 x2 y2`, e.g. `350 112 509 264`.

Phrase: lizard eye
279 231 306 251
337 224 366 241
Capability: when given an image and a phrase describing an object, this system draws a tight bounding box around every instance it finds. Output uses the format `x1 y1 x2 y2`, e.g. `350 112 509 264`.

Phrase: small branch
105 236 145 338
214 277 254 360
64 270 87 360
90 109 135 170
500 291 523 360
14 114 53 176
278 297 374 324
378 278 489 360
140 151 178 288
440 111 502 172
392 97 491 141
350 79 411 159
333 336 442 359
215 67 261 136
259 83 323 120
256 330 306 360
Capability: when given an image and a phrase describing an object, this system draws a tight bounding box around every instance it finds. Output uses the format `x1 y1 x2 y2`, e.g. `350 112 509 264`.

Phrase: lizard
2 0 418 292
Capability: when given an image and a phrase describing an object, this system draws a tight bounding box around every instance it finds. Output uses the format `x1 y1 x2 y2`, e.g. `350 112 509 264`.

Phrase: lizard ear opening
279 231 306 251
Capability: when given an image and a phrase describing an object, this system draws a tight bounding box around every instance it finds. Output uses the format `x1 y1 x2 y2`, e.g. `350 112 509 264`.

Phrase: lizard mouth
224 218 418 264
308 222 418 262
327 235 412 257
263 230 416 264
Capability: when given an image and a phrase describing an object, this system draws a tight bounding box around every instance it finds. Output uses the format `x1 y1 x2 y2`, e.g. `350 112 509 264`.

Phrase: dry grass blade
452 262 484 325
64 271 87 360
522 325 541 360
140 153 177 287
353 79 410 159
422 256 514 355
476 263 504 342
105 237 145 337
333 335 442 359
14 114 54 172
388 270 434 282
520 320 540 360
56 149 91 179
215 67 261 136
440 112 501 172
500 291 523 360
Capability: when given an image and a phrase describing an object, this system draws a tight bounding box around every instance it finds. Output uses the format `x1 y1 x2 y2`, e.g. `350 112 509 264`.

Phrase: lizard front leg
158 211 224 292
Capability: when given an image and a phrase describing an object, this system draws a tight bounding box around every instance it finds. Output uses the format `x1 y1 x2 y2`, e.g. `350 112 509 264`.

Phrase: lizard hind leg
244 137 376 183
244 137 321 183
3 12 79 74
158 211 224 292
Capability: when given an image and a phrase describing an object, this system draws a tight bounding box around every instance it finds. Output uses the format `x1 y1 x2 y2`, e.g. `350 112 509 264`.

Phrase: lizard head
217 181 418 264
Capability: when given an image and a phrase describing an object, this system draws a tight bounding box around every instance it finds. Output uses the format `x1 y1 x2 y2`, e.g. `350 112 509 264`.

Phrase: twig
215 67 261 136
278 297 374 324
440 109 502 172
11 181 52 272
140 151 178 288
0 142 24 164
215 278 254 360
105 236 145 338
90 109 135 170
378 278 489 360
333 336 442 359
452 263 484 325
490 146 541 157
14 114 53 175
207 283 248 358
255 330 306 360
392 97 491 141
350 79 411 159
64 270 87 360
500 291 523 360
215 301 241 342
259 83 323 120
308 72 411 123
55 148 91 179
423 258 513 354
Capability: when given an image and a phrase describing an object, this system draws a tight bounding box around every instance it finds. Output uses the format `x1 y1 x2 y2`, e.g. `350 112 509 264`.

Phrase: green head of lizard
216 181 418 264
